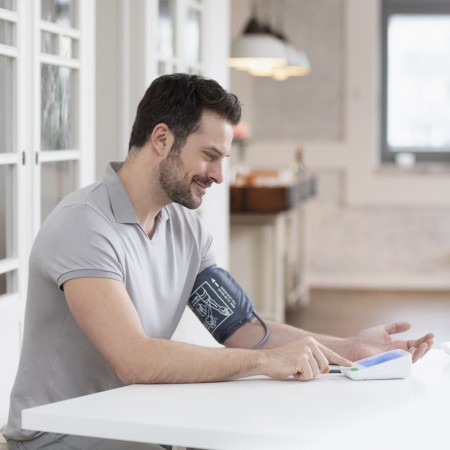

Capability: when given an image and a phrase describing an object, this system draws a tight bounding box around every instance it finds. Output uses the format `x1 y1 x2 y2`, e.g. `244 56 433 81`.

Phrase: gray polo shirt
5 162 215 441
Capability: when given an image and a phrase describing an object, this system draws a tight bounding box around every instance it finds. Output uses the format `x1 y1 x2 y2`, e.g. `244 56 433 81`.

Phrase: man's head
157 109 233 209
128 74 242 210
128 73 241 153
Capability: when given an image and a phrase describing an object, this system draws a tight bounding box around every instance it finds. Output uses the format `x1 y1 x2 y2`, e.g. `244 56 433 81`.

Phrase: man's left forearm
224 318 345 350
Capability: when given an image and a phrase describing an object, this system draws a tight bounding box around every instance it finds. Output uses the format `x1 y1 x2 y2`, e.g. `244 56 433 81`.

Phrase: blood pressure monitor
340 349 412 380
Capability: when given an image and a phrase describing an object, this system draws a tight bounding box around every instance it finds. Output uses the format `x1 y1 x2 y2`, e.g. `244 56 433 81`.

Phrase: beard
159 148 212 209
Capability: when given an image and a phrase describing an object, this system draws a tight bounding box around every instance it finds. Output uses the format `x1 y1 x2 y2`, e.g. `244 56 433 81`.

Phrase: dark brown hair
128 73 241 152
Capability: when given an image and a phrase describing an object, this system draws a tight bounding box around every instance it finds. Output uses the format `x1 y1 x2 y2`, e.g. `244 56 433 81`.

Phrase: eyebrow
206 147 230 158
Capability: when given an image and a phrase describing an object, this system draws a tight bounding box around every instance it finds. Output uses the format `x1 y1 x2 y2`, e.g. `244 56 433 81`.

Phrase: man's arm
224 317 434 363
64 278 351 384
224 318 338 350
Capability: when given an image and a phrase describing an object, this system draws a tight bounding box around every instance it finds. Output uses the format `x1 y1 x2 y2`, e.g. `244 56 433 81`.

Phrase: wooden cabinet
230 177 316 323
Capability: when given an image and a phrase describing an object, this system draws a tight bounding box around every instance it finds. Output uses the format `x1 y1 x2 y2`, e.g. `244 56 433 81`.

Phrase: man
5 74 434 450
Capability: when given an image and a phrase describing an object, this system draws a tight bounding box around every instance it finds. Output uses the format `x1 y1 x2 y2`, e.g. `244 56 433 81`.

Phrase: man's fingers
423 341 433 356
319 344 352 367
416 333 435 346
405 333 434 362
289 339 349 381
295 357 314 381
308 346 331 373
410 342 429 363
308 354 321 377
385 321 412 335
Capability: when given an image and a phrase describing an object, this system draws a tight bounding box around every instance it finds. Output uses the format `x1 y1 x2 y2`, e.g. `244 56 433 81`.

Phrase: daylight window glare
387 15 450 152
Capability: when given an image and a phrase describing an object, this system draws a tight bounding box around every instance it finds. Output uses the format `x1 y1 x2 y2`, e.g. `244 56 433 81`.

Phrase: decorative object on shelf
232 121 251 186
228 1 310 80
291 146 307 177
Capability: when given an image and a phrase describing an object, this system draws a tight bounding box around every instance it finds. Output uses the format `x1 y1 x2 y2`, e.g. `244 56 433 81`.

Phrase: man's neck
118 151 169 237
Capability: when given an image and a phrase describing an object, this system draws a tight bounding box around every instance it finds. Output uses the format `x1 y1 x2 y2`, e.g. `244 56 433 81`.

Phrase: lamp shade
271 44 310 80
228 13 310 80
228 34 287 73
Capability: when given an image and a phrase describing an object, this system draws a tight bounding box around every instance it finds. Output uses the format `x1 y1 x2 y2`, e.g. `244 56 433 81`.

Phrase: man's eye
205 153 216 161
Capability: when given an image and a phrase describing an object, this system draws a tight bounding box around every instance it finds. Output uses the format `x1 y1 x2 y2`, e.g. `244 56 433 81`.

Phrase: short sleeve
36 204 124 289
196 216 216 272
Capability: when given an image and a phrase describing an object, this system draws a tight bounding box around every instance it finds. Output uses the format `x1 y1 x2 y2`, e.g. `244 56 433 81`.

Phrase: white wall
230 0 450 290
95 0 123 180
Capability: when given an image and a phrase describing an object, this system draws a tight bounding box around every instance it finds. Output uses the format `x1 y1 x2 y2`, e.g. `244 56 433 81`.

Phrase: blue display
358 350 405 368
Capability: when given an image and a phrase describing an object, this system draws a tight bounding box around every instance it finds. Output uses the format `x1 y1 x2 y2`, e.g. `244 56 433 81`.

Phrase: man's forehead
198 110 232 129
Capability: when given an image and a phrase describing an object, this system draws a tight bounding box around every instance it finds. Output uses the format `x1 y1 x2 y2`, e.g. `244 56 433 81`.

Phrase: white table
22 350 450 450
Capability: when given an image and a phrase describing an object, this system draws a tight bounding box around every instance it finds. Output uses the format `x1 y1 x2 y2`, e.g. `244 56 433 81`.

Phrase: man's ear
151 123 172 155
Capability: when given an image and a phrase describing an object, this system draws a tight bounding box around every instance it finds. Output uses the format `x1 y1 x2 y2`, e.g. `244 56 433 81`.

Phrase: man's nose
208 160 224 184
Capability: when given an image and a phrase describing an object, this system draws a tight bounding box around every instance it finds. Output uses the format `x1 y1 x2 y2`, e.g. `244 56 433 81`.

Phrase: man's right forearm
114 333 352 384
114 336 268 385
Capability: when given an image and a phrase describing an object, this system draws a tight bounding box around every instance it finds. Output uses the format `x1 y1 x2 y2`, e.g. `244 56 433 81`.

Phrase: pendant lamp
228 4 311 80
271 43 310 80
228 17 287 76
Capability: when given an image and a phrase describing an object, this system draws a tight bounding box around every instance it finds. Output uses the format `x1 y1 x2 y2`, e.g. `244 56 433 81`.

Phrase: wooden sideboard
230 176 316 323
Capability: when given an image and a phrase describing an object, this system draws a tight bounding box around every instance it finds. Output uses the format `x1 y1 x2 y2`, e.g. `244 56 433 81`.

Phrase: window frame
0 0 95 428
381 0 450 164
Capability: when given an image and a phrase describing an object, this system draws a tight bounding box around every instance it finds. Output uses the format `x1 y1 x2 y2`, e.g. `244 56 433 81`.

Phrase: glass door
36 0 81 225
0 0 19 298
0 0 94 429
0 0 23 427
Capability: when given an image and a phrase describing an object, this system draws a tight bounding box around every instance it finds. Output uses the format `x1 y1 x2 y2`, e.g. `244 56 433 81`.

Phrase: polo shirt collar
104 161 169 225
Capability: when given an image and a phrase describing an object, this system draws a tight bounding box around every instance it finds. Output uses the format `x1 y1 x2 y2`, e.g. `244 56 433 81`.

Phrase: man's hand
340 322 434 363
261 336 352 381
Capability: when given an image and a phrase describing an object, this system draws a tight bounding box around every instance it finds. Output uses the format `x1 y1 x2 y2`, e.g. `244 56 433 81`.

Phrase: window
154 0 204 77
381 0 450 164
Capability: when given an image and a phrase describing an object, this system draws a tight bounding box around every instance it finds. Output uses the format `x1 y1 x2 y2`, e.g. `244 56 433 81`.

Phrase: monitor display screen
358 350 405 368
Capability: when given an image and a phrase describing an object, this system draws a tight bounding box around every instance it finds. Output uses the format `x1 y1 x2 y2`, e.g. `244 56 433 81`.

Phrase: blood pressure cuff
188 265 256 344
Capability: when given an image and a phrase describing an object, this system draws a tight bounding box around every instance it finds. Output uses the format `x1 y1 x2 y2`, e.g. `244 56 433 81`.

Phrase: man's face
159 110 233 209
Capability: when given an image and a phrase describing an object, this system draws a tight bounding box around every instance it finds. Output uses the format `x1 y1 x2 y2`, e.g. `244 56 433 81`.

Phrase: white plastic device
340 349 412 380
441 342 450 355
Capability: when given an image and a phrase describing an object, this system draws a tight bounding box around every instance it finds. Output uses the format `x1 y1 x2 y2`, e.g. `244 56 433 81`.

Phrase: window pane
0 271 17 295
41 160 78 221
61 35 77 58
0 273 6 295
0 0 16 11
387 15 450 151
41 0 78 28
158 0 175 58
0 55 15 154
41 31 78 58
41 64 78 150
157 60 175 76
41 30 58 54
185 8 201 65
0 19 15 46
0 165 16 259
